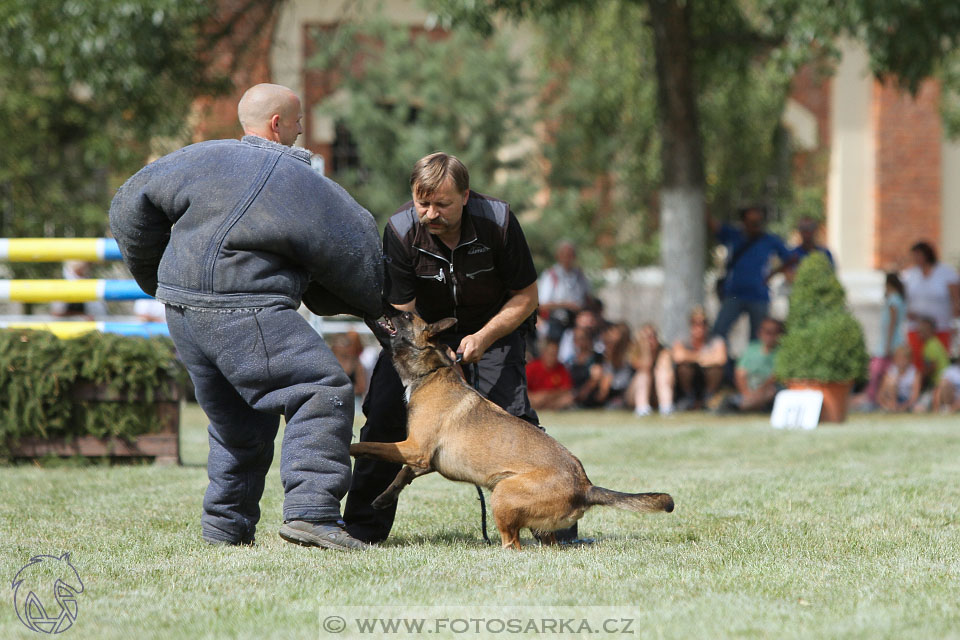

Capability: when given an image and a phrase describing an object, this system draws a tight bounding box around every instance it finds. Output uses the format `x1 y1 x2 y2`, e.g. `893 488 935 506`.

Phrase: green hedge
0 330 189 447
774 252 869 383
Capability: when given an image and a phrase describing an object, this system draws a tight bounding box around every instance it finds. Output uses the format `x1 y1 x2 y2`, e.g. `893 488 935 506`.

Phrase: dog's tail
585 486 674 513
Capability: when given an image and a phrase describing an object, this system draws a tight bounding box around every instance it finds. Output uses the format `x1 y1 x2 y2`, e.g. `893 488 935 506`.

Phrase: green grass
2 406 960 639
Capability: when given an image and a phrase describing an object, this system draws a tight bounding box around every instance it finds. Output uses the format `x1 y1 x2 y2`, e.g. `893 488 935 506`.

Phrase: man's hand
457 332 492 364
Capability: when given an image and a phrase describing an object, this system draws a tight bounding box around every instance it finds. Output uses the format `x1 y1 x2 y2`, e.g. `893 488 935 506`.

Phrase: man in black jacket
344 152 546 544
109 83 382 550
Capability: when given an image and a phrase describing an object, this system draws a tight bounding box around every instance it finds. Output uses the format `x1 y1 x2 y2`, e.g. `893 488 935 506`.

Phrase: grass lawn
2 405 959 639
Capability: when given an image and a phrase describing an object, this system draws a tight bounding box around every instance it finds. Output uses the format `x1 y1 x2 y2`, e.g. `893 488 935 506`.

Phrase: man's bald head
237 83 303 146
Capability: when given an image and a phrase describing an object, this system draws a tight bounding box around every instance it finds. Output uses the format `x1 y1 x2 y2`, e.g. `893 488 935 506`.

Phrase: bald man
110 83 383 551
237 83 303 146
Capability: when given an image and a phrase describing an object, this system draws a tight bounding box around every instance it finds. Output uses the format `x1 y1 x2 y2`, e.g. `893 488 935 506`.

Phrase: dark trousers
712 297 769 343
166 305 354 544
344 330 577 543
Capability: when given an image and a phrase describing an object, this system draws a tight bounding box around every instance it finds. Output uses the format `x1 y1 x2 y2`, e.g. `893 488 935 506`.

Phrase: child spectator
720 317 783 413
628 323 674 417
933 364 960 413
855 273 907 409
526 338 575 410
876 345 922 413
671 306 727 411
917 315 951 387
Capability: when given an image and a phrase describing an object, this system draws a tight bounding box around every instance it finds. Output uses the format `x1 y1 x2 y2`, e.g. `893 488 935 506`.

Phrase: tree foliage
0 0 221 246
307 17 535 225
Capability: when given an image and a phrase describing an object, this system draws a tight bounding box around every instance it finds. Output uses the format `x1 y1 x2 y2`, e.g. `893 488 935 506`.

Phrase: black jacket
383 192 537 335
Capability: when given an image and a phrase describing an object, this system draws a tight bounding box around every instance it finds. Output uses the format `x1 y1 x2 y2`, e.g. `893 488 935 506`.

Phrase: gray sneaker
279 520 372 551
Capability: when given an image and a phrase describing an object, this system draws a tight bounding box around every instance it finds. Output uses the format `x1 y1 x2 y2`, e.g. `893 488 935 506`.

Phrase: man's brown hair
410 152 469 199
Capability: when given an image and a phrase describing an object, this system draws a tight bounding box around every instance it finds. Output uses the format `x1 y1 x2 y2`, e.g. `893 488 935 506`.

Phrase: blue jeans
712 298 769 343
165 304 354 544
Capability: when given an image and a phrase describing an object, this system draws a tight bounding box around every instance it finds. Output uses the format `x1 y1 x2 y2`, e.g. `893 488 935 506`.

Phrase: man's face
276 94 303 146
742 209 766 235
413 177 468 238
556 244 576 269
759 321 781 350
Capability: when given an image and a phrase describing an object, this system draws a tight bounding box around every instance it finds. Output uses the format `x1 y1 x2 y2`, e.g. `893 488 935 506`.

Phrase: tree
0 1 223 262
306 17 535 227
429 0 960 341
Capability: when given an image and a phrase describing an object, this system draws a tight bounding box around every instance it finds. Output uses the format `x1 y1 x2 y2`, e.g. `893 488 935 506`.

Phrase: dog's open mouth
377 318 397 336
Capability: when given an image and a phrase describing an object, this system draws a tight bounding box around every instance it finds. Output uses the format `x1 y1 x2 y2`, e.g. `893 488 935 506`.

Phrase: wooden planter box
9 380 183 465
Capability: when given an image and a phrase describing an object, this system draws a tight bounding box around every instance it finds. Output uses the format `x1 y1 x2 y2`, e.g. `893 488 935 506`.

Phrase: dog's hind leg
372 465 434 509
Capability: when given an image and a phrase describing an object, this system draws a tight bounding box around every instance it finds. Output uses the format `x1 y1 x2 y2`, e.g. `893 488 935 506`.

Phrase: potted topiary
774 252 869 422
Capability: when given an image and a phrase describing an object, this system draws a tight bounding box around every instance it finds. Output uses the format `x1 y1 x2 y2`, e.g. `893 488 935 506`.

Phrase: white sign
770 389 823 430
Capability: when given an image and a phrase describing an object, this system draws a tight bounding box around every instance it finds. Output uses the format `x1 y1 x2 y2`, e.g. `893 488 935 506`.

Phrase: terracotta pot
787 380 854 423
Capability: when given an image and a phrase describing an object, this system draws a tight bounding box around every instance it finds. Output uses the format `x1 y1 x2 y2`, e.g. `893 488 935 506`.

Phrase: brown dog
351 311 674 549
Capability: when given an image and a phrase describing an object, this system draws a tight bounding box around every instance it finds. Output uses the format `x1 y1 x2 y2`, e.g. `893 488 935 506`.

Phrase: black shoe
279 520 372 551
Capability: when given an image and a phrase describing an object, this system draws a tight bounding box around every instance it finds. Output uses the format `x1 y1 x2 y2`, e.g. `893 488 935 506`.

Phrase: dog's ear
425 317 457 338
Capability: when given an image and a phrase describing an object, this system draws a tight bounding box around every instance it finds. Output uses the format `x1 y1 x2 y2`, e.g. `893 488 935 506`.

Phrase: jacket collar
241 135 313 164
412 196 479 254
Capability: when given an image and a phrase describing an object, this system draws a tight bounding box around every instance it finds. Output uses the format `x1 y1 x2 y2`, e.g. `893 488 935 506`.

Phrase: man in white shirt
901 241 960 369
538 241 592 341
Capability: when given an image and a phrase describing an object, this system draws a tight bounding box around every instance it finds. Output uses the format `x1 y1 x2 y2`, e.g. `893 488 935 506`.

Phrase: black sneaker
279 520 372 551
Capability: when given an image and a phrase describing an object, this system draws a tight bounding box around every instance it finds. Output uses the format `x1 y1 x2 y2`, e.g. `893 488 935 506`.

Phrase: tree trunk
648 0 706 344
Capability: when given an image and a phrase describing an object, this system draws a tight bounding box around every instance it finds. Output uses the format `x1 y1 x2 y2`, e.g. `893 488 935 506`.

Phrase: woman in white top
901 241 960 371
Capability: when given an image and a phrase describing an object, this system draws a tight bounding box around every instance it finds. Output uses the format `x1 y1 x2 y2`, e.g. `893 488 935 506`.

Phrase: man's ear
426 317 457 338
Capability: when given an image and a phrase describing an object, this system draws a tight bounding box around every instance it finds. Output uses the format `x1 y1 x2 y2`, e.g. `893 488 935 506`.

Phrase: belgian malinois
351 311 674 549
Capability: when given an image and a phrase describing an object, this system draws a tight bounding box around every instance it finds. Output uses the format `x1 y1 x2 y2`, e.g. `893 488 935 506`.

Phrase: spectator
526 337 575 410
932 364 960 413
566 325 604 407
133 298 167 323
709 205 791 342
538 241 592 341
50 261 108 318
853 273 907 410
916 315 951 389
901 241 960 371
671 306 727 411
876 345 922 413
594 322 635 409
721 317 783 413
784 217 834 283
627 323 674 417
557 308 604 364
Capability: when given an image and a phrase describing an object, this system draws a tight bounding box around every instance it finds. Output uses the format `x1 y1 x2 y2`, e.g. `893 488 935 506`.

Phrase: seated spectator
933 364 960 413
917 315 951 388
579 322 634 409
538 241 592 341
627 323 674 417
671 306 727 411
331 332 367 409
720 317 783 413
565 326 604 407
558 308 604 364
902 241 959 372
876 345 922 413
526 338 575 410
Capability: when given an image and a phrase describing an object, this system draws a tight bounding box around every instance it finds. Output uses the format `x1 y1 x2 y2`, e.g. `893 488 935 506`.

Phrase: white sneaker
634 405 652 418
659 405 675 416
